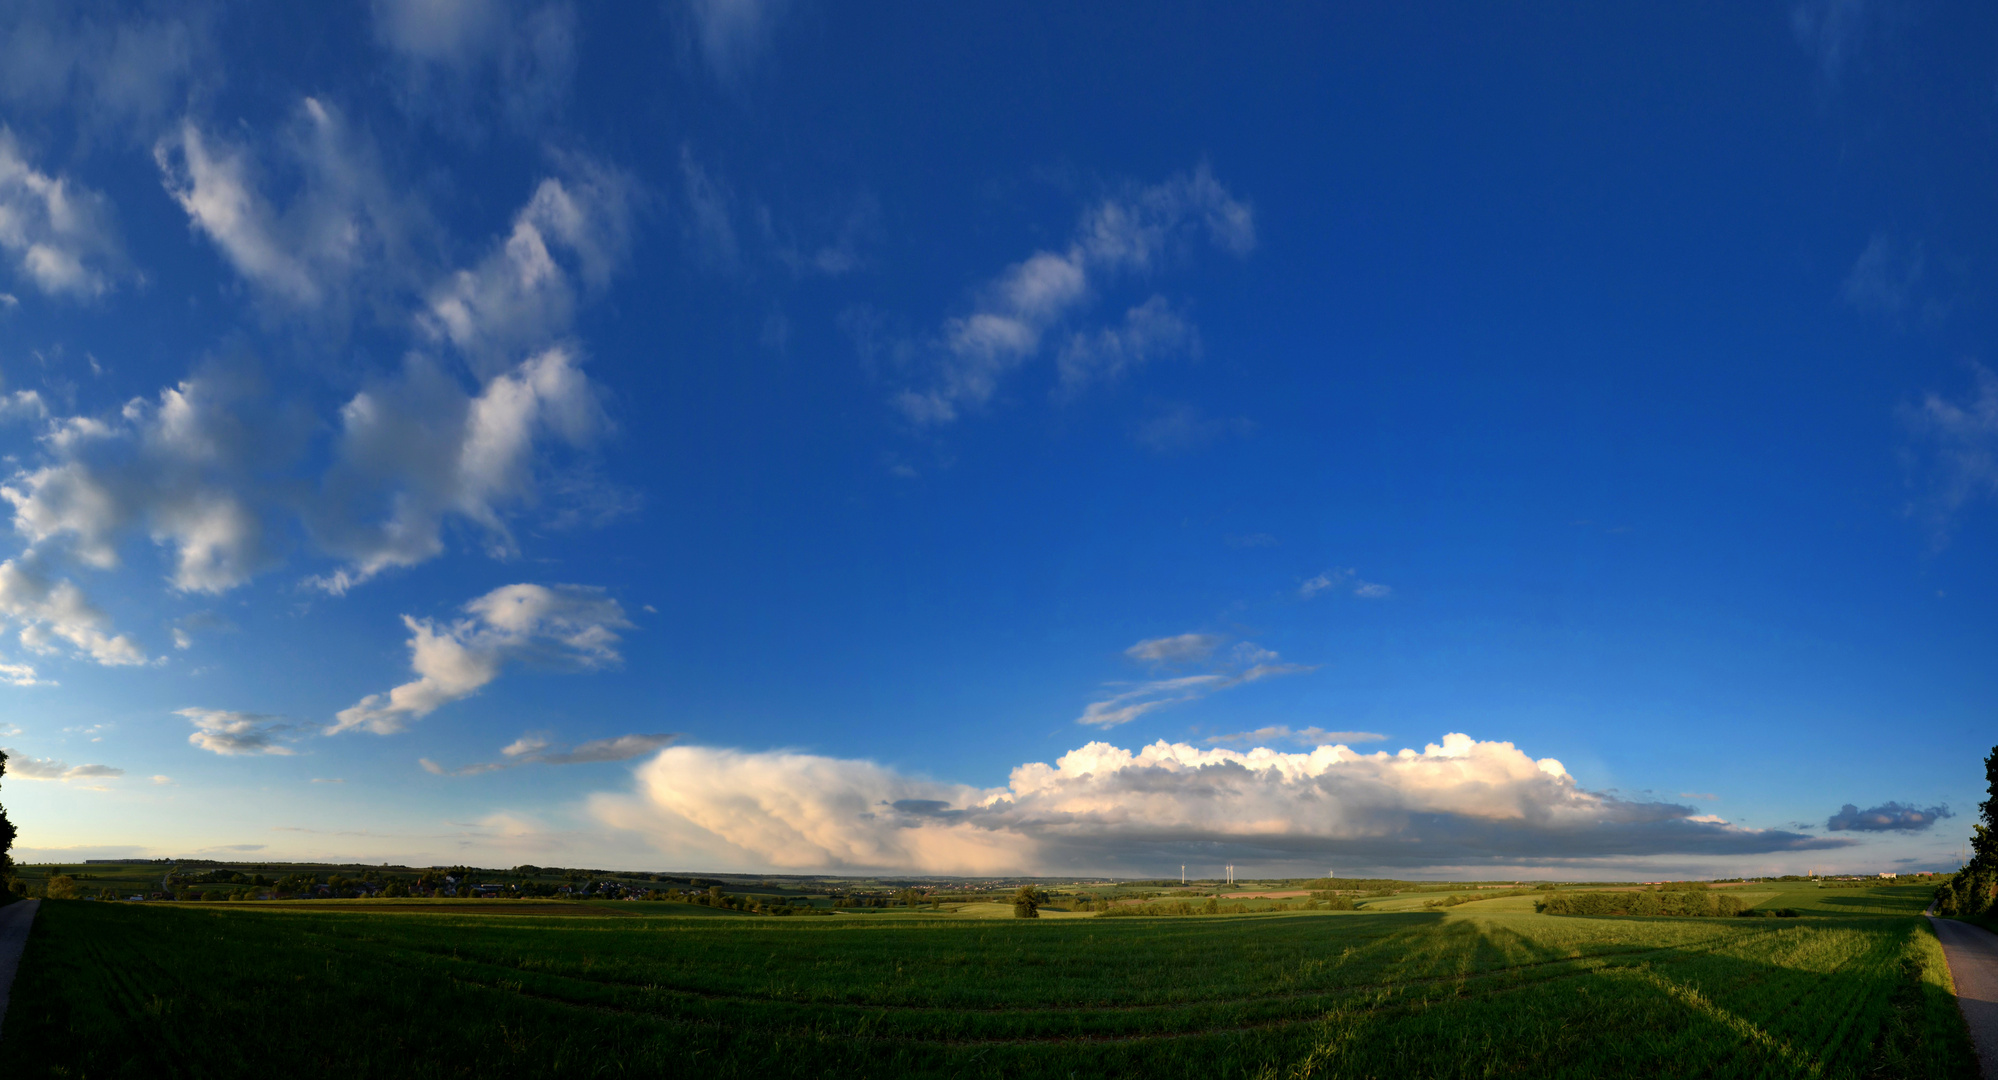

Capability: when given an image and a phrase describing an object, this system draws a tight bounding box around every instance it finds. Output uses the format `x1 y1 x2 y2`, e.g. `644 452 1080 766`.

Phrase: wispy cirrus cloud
1300 567 1392 600
1905 363 1998 539
895 165 1252 426
679 0 789 81
1079 637 1312 728
371 0 577 130
332 583 631 735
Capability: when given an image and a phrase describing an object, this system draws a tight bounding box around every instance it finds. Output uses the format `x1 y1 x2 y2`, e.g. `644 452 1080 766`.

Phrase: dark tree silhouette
0 749 14 894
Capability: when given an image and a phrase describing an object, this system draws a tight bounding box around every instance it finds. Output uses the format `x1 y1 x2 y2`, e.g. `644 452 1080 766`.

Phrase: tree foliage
1936 742 1998 919
0 749 14 894
1012 885 1046 918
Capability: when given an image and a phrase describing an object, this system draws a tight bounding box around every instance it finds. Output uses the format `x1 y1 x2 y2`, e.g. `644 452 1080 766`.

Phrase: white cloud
0 657 41 685
1301 568 1392 600
1907 363 1998 534
371 0 576 128
0 127 124 298
0 558 144 666
1124 632 1223 665
1080 638 1311 728
896 165 1252 425
175 707 301 756
681 0 787 80
3 748 122 782
332 583 631 734
0 388 48 424
6 346 610 599
422 730 676 775
307 345 605 590
2 364 281 593
154 100 432 316
1056 295 1196 395
1844 232 1924 317
593 732 1850 874
420 160 633 376
10 165 626 597
0 2 206 130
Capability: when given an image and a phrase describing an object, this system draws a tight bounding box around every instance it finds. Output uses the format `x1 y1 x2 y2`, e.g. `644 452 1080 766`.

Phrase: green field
0 884 1975 1078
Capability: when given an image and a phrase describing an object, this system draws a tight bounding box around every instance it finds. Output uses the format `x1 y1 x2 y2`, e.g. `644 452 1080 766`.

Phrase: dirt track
1931 916 1998 1080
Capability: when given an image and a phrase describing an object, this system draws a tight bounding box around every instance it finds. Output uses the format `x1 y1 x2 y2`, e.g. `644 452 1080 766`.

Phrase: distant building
1877 872 1897 879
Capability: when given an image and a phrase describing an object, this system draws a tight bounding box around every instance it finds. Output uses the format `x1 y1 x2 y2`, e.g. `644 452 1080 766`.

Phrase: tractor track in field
435 946 1769 1048
369 923 1772 1017
410 929 1813 1047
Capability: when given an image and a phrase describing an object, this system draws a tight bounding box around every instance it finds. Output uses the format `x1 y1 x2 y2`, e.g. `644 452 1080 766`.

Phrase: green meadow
0 883 1974 1078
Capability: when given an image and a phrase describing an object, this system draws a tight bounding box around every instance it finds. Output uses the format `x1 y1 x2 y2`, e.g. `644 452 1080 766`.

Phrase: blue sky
0 0 1992 878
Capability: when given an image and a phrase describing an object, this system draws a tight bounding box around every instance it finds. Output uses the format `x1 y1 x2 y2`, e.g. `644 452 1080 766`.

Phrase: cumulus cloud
895 165 1252 425
1826 801 1952 833
422 731 676 776
1080 638 1311 728
0 388 48 424
332 583 631 735
7 161 625 597
371 0 576 128
307 345 605 590
0 127 124 298
155 100 433 318
420 158 633 375
1204 726 1387 746
175 707 302 756
3 362 291 593
593 732 1851 874
0 558 144 666
1301 568 1392 600
3 748 122 782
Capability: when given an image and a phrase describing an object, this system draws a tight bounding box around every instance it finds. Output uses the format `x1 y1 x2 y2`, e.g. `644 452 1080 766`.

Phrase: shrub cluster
1536 890 1747 918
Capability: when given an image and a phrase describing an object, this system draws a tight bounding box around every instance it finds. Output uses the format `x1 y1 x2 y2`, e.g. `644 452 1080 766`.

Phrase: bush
46 875 79 900
1536 890 1745 918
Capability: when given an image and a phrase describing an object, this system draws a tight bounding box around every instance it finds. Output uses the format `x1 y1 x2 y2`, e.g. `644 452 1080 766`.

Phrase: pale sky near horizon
0 0 1992 879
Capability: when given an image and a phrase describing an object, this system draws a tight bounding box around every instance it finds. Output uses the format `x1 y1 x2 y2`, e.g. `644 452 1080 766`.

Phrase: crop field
0 884 1974 1079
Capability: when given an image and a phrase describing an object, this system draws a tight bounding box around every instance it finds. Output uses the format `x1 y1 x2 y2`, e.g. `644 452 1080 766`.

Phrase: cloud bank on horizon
590 733 1852 875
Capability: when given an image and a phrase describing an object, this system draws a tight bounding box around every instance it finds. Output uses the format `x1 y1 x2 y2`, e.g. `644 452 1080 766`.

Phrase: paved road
1933 915 1998 1080
0 899 40 1033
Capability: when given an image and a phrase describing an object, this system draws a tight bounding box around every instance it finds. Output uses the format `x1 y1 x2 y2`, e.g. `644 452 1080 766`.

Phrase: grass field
0 884 1975 1078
